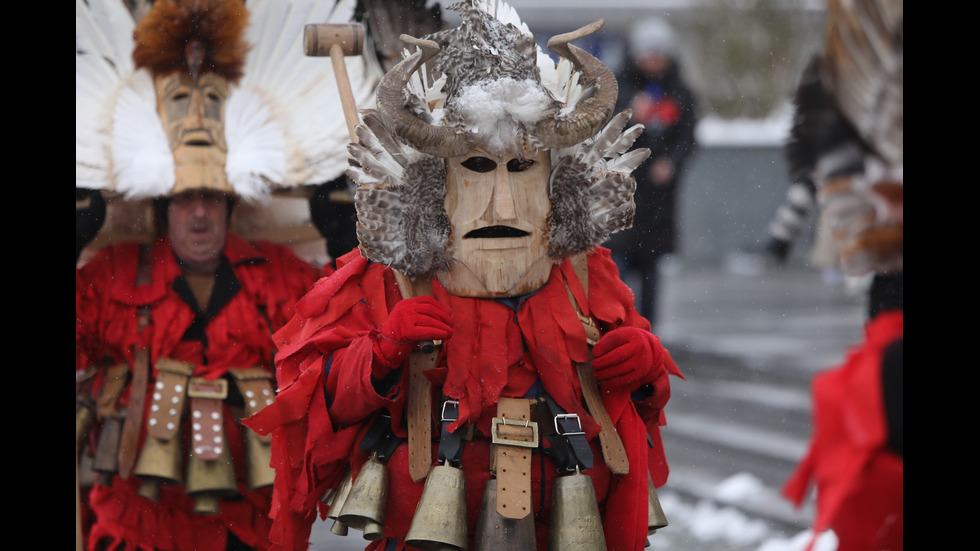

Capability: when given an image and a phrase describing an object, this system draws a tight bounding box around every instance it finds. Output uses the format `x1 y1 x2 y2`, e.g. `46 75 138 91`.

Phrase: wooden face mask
154 72 233 196
438 147 554 298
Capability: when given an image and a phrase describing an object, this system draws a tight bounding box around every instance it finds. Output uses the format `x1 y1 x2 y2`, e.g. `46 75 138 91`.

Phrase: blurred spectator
605 16 698 329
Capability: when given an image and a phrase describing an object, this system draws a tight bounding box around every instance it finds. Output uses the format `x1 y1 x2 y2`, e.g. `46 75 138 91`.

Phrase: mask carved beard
437 148 555 298
154 72 232 196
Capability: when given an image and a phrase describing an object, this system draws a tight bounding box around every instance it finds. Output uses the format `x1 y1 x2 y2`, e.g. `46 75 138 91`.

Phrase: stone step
667 377 813 439
660 409 809 490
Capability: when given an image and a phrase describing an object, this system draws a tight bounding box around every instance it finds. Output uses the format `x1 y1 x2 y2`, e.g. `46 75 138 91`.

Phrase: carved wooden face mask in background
154 72 233 196
438 147 553 298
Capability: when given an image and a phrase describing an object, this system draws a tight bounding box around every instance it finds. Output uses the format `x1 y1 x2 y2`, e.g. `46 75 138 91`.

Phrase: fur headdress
132 0 249 84
348 0 650 277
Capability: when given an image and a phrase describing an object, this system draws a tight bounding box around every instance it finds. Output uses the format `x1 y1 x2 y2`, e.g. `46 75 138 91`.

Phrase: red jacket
76 234 321 551
247 247 682 551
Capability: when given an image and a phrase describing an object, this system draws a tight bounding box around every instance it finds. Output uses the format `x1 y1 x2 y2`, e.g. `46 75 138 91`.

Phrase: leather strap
492 397 536 519
231 367 276 445
188 378 229 461
576 361 629 474
543 394 593 473
95 362 131 419
437 400 464 466
146 358 194 440
117 245 153 479
563 262 630 475
118 336 150 479
407 346 439 482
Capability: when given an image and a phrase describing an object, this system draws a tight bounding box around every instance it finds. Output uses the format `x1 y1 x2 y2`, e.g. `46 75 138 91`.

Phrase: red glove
373 296 453 377
591 327 667 391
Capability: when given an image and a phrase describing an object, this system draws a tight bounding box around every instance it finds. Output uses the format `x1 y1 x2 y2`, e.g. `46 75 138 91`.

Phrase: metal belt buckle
576 312 600 346
442 400 460 422
491 416 539 448
187 377 229 400
554 413 584 436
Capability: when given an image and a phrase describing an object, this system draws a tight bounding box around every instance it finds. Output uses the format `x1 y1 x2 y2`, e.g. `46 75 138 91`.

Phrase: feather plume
76 0 138 191
349 110 450 275
111 72 175 199
548 110 649 256
77 0 383 200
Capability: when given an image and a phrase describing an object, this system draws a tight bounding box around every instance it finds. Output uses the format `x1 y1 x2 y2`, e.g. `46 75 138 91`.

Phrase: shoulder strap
118 244 154 479
564 253 630 474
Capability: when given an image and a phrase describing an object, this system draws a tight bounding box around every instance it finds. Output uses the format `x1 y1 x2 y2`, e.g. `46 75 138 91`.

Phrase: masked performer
75 1 380 549
246 1 684 550
782 1 903 550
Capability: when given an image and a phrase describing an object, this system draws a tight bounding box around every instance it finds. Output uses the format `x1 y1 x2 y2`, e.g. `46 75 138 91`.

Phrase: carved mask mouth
464 225 530 239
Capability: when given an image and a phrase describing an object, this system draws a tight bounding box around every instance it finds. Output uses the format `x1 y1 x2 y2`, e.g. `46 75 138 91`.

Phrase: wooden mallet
303 23 365 144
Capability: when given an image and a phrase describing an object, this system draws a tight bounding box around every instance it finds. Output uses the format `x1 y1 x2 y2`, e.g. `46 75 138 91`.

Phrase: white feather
225 87 290 201
111 72 175 199
77 0 382 199
235 0 382 189
76 0 136 191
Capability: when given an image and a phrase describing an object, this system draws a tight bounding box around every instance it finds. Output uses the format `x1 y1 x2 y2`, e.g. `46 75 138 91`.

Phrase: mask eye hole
507 158 535 172
461 157 498 173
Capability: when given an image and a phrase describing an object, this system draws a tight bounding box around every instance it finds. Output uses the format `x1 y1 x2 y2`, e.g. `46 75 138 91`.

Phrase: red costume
783 311 903 551
76 235 321 551
246 247 682 551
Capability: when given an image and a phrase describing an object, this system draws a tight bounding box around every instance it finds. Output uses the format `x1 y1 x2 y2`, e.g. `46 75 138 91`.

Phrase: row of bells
89 415 274 515
321 454 669 550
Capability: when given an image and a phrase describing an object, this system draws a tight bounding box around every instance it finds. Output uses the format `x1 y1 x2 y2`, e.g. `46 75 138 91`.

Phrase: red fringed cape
246 247 683 551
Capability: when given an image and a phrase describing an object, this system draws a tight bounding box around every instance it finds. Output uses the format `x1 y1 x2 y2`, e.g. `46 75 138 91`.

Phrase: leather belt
118 246 154 480
491 397 539 519
188 377 229 461
118 308 151 479
407 345 440 482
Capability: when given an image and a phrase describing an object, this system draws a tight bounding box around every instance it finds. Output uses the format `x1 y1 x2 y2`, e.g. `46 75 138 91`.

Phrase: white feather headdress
76 0 382 203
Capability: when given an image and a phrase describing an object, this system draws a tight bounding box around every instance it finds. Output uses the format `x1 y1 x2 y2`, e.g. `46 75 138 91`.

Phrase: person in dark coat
605 16 699 329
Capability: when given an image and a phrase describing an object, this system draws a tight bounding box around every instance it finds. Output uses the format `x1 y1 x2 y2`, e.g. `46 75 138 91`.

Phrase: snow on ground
651 473 840 551
695 103 794 148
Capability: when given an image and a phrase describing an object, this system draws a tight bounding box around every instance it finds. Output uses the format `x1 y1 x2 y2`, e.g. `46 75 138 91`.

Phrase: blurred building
478 0 827 121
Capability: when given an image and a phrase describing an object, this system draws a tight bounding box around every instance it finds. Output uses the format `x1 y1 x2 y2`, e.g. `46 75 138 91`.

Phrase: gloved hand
373 296 453 378
591 327 668 391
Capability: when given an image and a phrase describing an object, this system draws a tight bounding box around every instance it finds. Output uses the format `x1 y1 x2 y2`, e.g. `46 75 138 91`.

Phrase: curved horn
376 34 471 158
537 19 618 149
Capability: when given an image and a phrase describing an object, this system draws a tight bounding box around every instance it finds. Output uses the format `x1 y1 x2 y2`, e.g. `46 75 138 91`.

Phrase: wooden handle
330 43 360 144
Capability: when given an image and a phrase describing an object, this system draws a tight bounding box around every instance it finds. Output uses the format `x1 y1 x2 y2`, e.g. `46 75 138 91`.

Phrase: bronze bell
92 416 124 485
133 428 184 501
549 471 607 551
647 473 668 534
327 469 354 536
244 429 275 490
185 438 239 514
474 479 535 551
338 453 387 541
405 464 468 550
